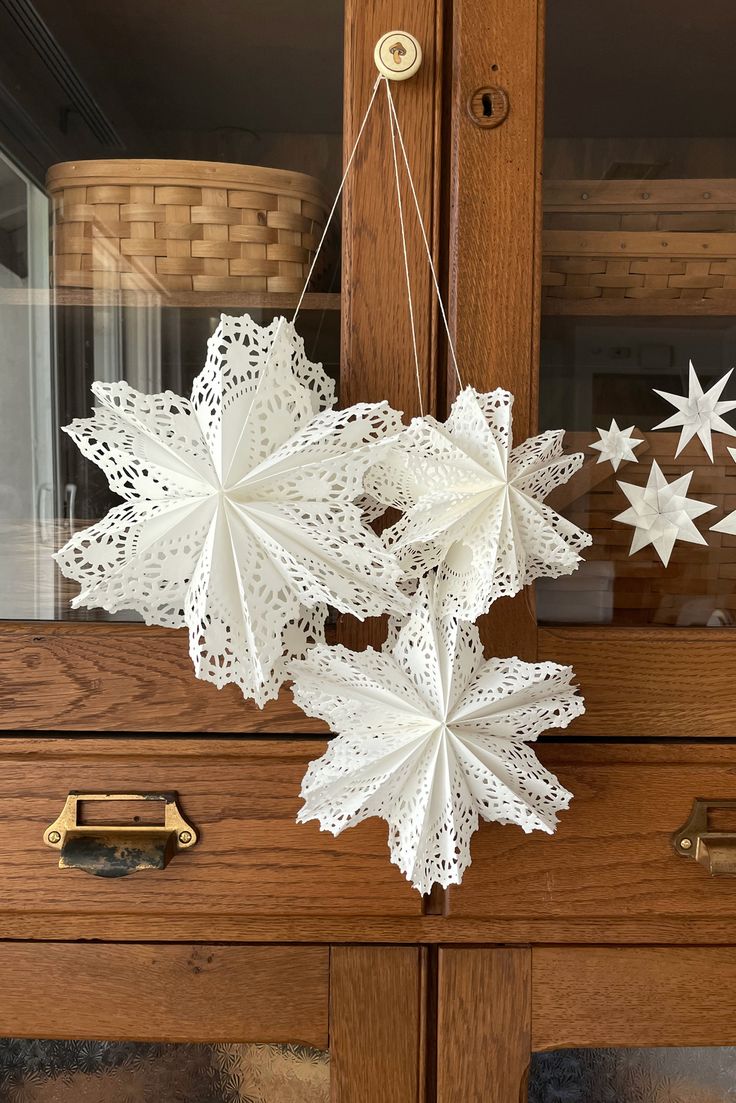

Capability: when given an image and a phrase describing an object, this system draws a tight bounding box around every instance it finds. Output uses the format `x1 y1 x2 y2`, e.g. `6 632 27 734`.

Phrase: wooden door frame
437 946 736 1101
448 0 736 735
0 943 427 1101
4 0 445 731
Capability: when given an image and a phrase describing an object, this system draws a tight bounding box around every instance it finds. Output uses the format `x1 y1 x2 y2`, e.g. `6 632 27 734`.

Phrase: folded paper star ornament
653 362 736 461
614 459 715 566
590 418 644 471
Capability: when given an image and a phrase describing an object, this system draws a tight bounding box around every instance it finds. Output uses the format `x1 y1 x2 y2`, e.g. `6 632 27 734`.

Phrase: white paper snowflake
55 313 408 705
291 575 583 894
590 418 644 471
614 459 715 566
653 362 736 461
366 386 591 620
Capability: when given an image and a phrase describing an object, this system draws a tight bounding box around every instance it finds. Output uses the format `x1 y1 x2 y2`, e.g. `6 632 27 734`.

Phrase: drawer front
0 738 420 921
447 742 736 923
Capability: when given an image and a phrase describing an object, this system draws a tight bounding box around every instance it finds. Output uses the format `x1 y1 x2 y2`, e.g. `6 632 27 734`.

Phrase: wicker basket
46 159 330 295
542 178 736 306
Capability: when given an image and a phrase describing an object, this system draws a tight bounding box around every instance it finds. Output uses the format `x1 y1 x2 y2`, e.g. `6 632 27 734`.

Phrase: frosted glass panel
0 1039 330 1102
529 1047 736 1103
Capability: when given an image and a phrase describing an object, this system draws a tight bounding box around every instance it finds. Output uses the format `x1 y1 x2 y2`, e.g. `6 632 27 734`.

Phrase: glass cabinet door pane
0 1038 329 1102
0 0 343 620
530 1047 736 1103
539 1 736 627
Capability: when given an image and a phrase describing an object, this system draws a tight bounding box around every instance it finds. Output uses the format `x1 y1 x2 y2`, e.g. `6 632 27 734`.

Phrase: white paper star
614 460 715 566
710 447 736 535
590 418 644 471
291 575 583 894
366 386 592 620
55 313 408 705
653 362 736 461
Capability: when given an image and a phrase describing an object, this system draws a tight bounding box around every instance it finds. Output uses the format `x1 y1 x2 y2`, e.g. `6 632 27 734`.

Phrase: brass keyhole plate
467 86 510 129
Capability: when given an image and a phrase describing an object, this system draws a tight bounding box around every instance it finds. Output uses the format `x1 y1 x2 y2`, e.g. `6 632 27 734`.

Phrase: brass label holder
672 798 736 876
44 792 197 878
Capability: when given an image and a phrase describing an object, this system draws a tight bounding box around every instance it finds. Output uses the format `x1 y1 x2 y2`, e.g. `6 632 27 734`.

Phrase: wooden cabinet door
0 943 427 1102
0 0 444 731
437 946 736 1102
449 0 736 735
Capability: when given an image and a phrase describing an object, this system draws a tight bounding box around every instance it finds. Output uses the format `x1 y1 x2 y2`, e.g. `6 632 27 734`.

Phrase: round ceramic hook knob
374 31 422 80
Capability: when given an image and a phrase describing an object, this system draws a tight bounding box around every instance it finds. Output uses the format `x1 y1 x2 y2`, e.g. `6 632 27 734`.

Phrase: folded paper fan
55 313 407 705
366 386 591 620
291 574 583 893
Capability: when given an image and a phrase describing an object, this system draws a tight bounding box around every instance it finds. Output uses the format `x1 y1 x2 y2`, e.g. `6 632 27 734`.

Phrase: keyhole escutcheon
467 85 510 129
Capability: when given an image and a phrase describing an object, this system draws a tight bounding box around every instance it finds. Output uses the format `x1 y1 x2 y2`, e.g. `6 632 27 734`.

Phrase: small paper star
710 447 736 535
614 460 715 566
653 362 736 461
589 418 644 471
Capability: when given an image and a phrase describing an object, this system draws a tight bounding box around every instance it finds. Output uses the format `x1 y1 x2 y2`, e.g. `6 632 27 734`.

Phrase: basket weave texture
47 159 330 295
542 178 736 305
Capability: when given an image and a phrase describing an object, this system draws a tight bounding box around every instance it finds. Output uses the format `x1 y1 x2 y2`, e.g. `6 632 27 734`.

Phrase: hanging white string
293 74 382 323
384 78 464 391
384 77 423 416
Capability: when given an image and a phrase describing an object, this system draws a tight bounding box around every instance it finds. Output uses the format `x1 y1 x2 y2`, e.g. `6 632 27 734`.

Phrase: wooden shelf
0 288 341 311
543 296 736 317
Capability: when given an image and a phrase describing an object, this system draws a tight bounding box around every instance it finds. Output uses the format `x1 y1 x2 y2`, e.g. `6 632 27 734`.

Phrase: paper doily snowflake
366 386 591 620
56 313 407 705
291 575 583 894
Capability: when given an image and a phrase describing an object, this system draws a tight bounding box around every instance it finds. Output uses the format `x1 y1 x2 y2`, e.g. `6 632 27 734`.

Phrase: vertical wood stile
447 0 544 660
330 945 427 1102
437 947 531 1103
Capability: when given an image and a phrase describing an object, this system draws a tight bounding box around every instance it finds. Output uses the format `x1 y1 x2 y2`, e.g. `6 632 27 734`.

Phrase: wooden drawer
0 738 420 936
447 742 736 939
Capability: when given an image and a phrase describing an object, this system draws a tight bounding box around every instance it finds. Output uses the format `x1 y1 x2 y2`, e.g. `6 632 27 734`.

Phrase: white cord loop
293 72 464 404
385 78 423 416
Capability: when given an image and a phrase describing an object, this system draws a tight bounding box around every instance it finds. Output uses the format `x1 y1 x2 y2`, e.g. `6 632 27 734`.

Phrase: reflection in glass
0 1038 330 1102
529 1047 736 1103
540 1 736 626
0 0 343 620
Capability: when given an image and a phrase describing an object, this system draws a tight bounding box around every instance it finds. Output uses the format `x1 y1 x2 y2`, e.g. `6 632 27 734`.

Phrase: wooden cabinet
0 943 428 1102
437 946 736 1101
3 0 736 1098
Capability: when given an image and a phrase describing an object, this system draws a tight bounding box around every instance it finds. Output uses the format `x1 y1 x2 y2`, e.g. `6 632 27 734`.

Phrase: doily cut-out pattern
653 361 736 461
590 418 644 471
615 459 715 567
55 313 407 705
291 575 583 894
366 386 592 620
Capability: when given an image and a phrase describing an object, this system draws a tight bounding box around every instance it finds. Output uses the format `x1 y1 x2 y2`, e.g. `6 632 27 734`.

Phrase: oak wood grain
331 946 426 1103
448 0 542 660
533 946 736 1050
338 0 443 654
0 942 328 1044
448 741 736 922
342 0 440 418
6 912 736 946
538 626 736 736
0 622 327 731
0 738 421 918
437 948 530 1103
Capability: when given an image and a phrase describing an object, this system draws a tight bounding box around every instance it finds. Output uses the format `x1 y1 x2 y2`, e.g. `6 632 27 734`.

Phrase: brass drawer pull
44 792 197 878
673 798 736 875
